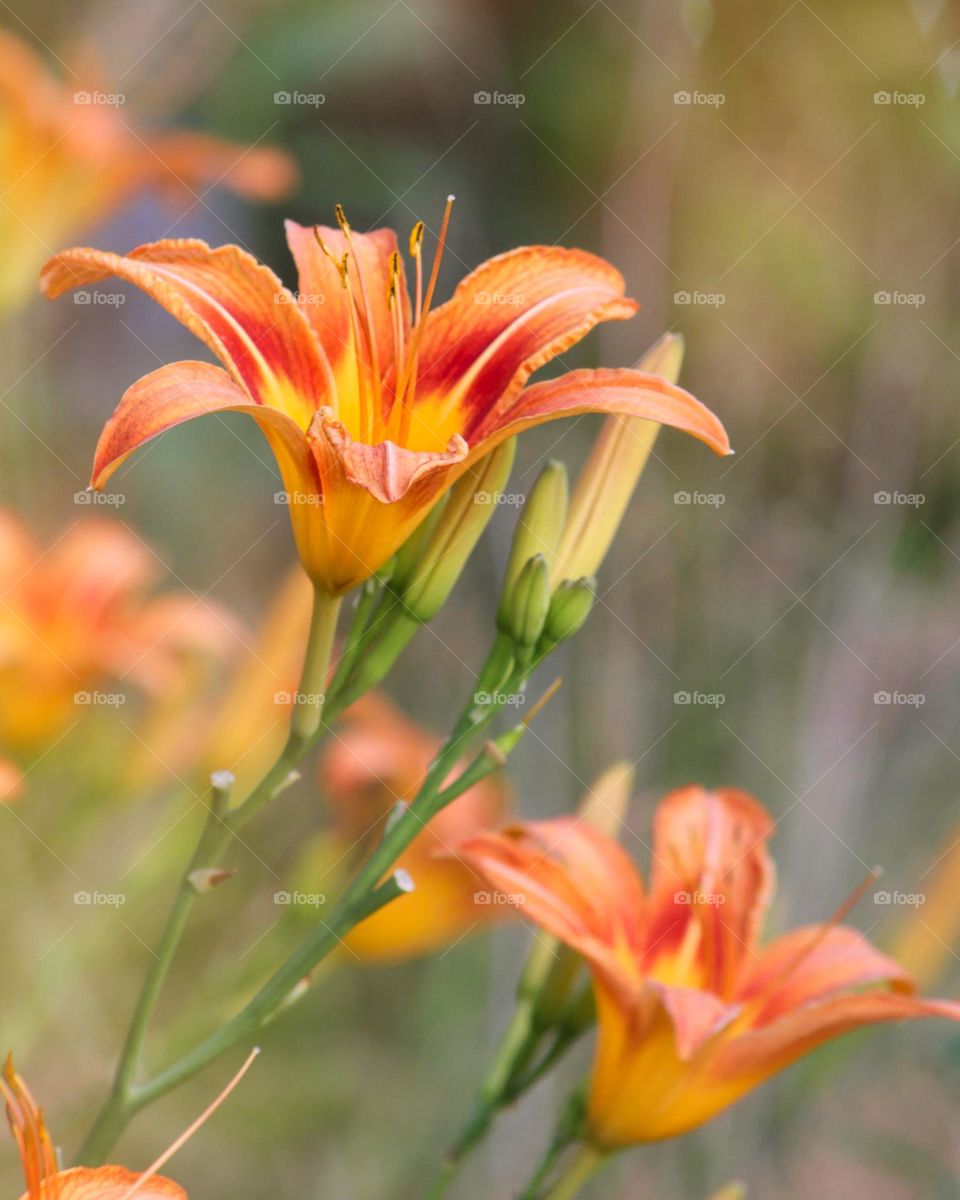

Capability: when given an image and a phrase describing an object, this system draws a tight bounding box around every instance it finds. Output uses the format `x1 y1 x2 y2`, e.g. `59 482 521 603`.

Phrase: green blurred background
3 0 960 1196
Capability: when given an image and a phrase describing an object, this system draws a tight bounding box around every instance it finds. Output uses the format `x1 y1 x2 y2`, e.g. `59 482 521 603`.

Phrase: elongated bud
505 553 550 651
577 760 634 838
552 333 684 584
390 494 448 594
497 460 568 630
401 439 517 622
541 576 596 648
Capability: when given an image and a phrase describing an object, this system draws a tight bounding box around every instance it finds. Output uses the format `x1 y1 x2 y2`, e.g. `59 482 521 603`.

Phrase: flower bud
552 333 684 585
541 576 596 647
400 439 517 623
504 553 551 652
497 460 568 630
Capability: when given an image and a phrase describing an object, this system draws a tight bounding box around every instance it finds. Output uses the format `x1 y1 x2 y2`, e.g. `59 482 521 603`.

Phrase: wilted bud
552 333 684 585
400 439 517 622
497 460 568 630
504 554 550 652
541 576 596 647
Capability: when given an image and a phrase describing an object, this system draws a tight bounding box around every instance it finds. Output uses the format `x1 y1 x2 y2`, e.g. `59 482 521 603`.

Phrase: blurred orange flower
2 1054 185 1198
0 29 295 315
461 785 960 1146
41 202 730 595
315 692 509 961
0 511 236 749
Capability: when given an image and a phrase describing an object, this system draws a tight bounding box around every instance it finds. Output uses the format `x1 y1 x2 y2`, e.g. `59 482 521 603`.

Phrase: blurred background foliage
2 0 960 1196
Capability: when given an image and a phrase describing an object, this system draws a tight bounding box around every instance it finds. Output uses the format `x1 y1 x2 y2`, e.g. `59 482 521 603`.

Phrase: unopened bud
497 460 568 630
505 554 550 651
541 576 596 646
401 439 517 622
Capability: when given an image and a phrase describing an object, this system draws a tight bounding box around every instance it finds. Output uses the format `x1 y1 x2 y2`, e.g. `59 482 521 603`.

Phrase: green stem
542 1145 608 1200
289 588 342 744
77 588 343 1165
79 642 531 1163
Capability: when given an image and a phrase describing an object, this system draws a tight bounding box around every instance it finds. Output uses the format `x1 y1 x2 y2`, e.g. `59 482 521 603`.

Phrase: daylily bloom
310 692 509 960
460 785 960 1146
0 28 295 315
40 200 730 596
2 1053 185 1198
0 511 235 749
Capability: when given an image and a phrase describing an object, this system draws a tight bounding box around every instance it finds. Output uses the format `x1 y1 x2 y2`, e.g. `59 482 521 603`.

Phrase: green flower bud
542 576 596 646
505 553 551 651
401 439 517 623
497 460 568 631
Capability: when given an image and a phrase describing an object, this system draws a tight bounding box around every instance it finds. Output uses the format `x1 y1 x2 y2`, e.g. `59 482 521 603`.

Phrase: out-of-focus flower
41 202 730 596
0 29 295 315
0 511 236 749
461 785 960 1146
0 756 24 803
2 1054 185 1198
309 692 509 961
888 830 960 989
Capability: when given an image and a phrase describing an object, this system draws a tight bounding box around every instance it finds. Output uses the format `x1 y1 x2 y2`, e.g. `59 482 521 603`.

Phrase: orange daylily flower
0 28 295 315
2 1054 185 1199
460 786 960 1147
315 692 509 960
0 511 236 748
40 200 730 596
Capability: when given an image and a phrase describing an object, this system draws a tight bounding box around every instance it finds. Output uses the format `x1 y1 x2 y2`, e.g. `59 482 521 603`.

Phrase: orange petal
416 246 637 433
285 220 410 384
711 989 960 1086
736 924 914 1023
40 240 326 423
644 787 775 996
459 817 646 998
33 1165 186 1198
89 359 308 488
470 367 730 459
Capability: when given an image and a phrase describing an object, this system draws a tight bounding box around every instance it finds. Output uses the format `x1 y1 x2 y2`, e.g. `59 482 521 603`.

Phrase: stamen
337 254 374 444
120 1048 260 1200
388 251 406 378
334 206 386 439
409 220 425 327
395 197 455 444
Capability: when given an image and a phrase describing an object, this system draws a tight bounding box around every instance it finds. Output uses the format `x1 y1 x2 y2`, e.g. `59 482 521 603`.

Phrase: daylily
460 785 960 1146
0 511 235 748
41 200 730 596
2 1054 185 1198
0 29 295 316
308 691 509 961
